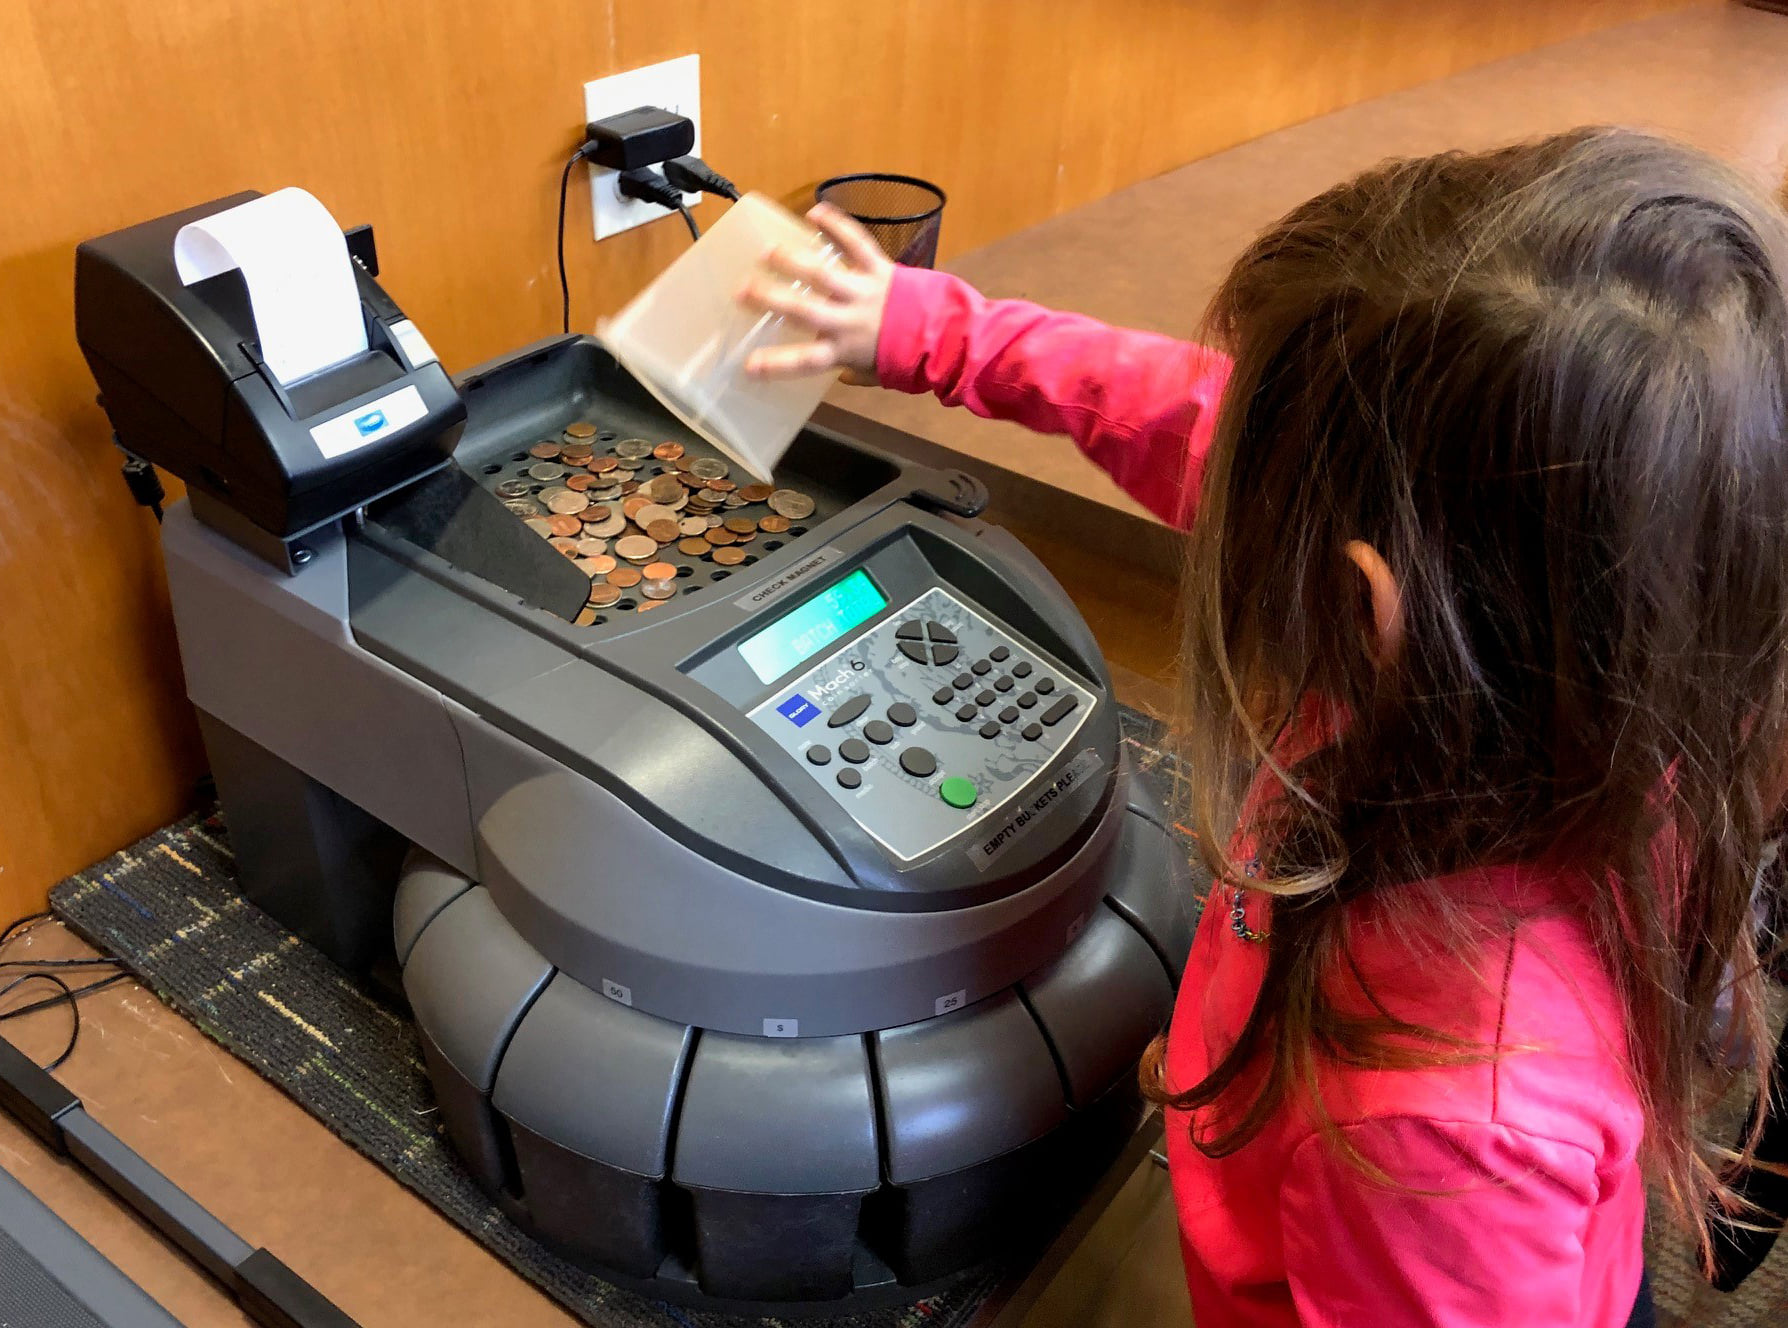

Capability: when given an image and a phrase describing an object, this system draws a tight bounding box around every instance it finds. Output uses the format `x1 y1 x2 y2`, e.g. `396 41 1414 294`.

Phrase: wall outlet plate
583 54 701 241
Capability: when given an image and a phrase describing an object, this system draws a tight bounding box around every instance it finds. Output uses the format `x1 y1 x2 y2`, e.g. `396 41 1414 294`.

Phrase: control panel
746 587 1098 861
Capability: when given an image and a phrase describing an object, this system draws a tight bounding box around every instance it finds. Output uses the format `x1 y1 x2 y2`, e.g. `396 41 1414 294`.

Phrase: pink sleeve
874 266 1231 529
1279 1118 1606 1327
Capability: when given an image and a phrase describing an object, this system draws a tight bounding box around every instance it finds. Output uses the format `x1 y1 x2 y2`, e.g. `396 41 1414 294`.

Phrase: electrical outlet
583 54 701 241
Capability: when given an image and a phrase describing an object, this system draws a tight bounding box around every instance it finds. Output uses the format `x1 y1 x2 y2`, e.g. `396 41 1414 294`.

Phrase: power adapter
583 106 695 171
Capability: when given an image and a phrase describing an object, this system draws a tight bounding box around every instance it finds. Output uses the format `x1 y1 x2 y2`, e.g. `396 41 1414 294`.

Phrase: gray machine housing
121 266 1194 1303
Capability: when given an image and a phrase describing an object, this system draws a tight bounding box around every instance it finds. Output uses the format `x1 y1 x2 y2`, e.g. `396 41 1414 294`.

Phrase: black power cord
663 155 740 202
618 168 701 241
557 142 600 335
0 911 128 1072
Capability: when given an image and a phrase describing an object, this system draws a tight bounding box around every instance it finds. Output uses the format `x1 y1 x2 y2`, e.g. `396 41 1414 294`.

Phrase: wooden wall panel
0 0 1710 916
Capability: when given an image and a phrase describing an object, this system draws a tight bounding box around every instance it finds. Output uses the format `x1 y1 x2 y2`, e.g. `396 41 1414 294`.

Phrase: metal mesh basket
814 173 946 269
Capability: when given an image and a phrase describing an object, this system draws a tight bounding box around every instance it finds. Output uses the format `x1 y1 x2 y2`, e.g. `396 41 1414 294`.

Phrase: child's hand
738 203 893 385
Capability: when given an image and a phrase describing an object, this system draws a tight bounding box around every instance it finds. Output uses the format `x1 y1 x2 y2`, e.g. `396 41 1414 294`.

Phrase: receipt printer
75 192 465 565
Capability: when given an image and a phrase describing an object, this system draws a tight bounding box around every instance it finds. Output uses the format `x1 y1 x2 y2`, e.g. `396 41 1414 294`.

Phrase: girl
742 128 1788 1327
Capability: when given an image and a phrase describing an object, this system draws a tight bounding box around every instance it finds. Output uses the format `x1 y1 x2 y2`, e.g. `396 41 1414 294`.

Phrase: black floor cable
0 910 127 1072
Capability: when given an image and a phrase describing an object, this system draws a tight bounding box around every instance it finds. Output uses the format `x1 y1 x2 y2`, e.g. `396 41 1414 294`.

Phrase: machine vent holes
788 525 808 537
511 451 529 462
482 464 502 475
710 570 731 581
617 598 638 612
675 564 694 578
762 539 783 552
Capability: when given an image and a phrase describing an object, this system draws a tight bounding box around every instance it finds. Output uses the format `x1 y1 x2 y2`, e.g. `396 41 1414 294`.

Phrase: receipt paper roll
173 188 369 386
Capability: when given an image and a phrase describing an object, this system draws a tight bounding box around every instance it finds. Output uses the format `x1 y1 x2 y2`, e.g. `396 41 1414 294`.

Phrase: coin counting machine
73 195 1196 1309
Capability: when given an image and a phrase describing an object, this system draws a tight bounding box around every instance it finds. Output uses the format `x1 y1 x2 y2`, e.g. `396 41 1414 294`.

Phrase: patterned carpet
43 707 1788 1326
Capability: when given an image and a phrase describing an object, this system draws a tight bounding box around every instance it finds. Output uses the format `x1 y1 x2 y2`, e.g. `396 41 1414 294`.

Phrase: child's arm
741 205 1230 530
1280 1116 1609 1326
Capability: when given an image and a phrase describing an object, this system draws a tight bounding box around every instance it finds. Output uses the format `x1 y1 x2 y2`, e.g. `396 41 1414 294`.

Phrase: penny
584 510 627 538
642 474 683 504
566 473 596 491
562 440 595 460
529 442 562 460
635 600 664 612
496 478 533 498
524 517 554 537
641 561 677 581
606 566 642 588
768 489 815 519
712 545 747 566
565 420 598 440
547 491 590 516
615 534 659 564
705 527 737 546
547 514 583 537
653 441 685 461
757 513 791 534
738 484 774 503
528 462 566 482
675 457 698 473
588 583 622 608
639 577 676 601
558 453 591 469
619 480 641 495
735 530 756 544
678 537 711 557
575 538 609 558
574 607 599 626
574 557 612 576
549 536 580 554
503 498 539 517
645 519 680 544
622 495 652 520
724 516 758 535
707 477 736 494
583 553 617 576
689 457 728 481
615 437 654 461
590 456 619 474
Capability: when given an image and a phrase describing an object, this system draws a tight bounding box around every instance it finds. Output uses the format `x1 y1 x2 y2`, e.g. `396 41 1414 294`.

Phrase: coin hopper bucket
815 174 946 269
600 192 841 488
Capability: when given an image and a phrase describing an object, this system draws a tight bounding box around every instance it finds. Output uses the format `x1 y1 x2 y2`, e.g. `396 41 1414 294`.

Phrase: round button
888 702 917 727
971 659 993 676
990 646 1011 662
1017 691 1038 709
975 690 996 706
837 767 863 789
999 706 1020 724
1035 678 1056 694
979 721 1001 739
899 747 938 778
1021 722 1043 741
839 738 871 763
806 745 832 766
955 704 978 722
1013 662 1033 678
994 675 1016 692
933 687 954 705
863 719 895 745
939 776 978 809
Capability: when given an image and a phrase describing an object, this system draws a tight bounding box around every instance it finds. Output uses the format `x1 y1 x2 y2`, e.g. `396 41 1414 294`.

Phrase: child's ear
1344 540 1404 665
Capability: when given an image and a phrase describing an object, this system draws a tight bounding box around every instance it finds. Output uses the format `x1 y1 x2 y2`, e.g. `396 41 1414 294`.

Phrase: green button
939 776 978 809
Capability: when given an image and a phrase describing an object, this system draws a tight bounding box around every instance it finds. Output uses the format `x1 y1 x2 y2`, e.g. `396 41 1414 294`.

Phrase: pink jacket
877 266 1648 1327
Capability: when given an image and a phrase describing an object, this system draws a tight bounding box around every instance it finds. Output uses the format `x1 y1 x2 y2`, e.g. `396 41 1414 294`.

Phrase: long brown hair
1144 128 1788 1245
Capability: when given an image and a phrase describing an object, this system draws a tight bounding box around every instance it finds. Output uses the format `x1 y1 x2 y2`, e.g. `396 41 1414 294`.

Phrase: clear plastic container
598 192 839 484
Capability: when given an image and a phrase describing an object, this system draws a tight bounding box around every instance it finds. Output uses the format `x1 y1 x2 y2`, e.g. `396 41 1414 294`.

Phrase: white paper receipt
173 188 368 386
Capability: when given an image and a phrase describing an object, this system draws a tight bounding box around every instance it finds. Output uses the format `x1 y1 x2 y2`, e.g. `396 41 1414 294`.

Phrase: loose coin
503 499 538 518
588 583 622 608
738 483 774 503
622 495 652 520
768 489 815 519
619 480 641 496
653 441 685 461
607 566 642 588
640 474 681 504
679 516 708 536
705 527 737 546
641 561 678 581
528 462 566 482
583 553 617 576
696 488 726 506
712 545 747 566
547 514 583 537
591 484 624 502
547 491 590 516
635 600 664 612
757 513 791 534
590 455 619 474
565 420 598 440
724 492 747 509
575 538 609 558
574 607 598 626
496 478 533 498
524 517 553 537
574 557 610 576
640 577 676 601
566 473 596 492
549 537 580 556
677 537 711 557
529 442 562 460
689 457 728 481
724 516 757 535
707 477 737 494
562 440 595 460
705 513 725 529
644 519 680 544
632 502 680 528
584 510 627 538
735 530 757 544
615 534 658 564
615 437 654 461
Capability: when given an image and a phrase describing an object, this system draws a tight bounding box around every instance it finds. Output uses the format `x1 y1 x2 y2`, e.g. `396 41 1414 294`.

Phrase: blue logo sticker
353 409 388 436
776 695 821 726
